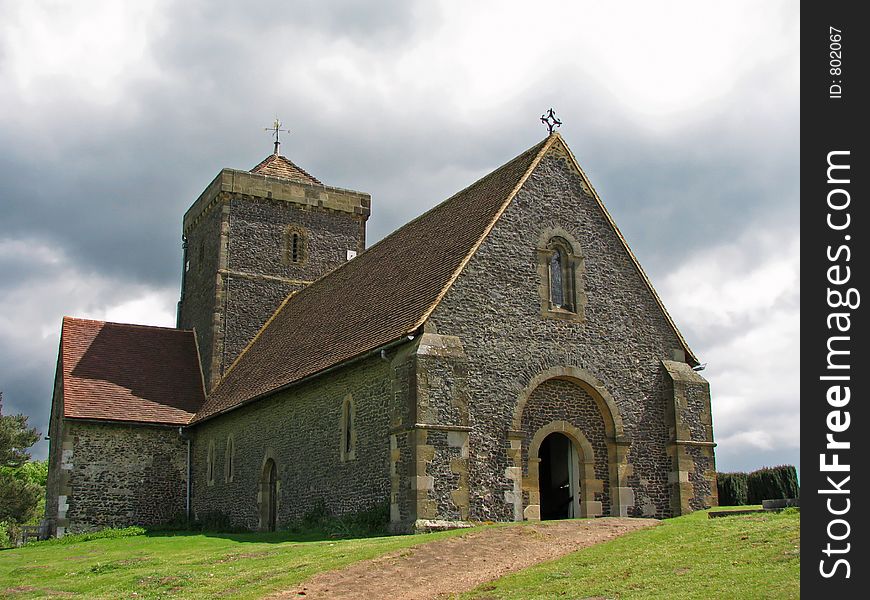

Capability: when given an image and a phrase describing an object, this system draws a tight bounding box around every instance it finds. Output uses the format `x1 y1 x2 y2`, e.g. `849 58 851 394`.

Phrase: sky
0 0 799 474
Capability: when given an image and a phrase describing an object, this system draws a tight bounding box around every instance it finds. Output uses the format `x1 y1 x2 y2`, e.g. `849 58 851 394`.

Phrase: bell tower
177 144 371 390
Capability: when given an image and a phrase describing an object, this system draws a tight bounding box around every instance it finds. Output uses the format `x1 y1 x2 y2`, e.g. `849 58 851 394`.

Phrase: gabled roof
60 317 205 425
194 134 698 424
250 153 322 185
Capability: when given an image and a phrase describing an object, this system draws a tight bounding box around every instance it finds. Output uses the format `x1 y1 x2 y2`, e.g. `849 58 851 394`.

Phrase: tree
1 392 40 468
0 392 42 524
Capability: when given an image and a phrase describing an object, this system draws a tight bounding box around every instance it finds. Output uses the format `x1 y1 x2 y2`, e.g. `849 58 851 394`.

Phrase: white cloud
0 0 167 103
0 236 177 459
659 226 800 471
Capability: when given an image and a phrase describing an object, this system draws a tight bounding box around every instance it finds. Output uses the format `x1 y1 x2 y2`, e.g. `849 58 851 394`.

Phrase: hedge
717 472 749 506
716 465 799 506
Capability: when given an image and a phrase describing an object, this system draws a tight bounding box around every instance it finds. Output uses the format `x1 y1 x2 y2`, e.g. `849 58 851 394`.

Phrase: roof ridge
408 135 557 330
63 316 192 333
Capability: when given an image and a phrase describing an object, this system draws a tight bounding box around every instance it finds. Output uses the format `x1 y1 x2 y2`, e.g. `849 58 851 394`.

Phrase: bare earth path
269 518 657 600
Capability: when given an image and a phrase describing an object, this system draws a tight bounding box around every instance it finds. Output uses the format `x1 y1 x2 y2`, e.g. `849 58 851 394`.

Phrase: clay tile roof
193 137 553 423
250 153 322 185
61 317 205 425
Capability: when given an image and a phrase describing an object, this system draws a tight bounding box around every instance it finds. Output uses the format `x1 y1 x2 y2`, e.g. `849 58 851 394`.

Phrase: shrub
289 500 390 537
717 465 800 506
747 465 800 504
197 511 241 532
27 526 146 547
717 472 749 506
0 520 11 548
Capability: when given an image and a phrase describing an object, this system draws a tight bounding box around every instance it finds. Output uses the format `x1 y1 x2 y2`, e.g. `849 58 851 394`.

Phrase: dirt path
269 518 657 600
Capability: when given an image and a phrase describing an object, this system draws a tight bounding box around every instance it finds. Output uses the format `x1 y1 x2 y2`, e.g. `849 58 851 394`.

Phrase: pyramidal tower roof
250 153 322 185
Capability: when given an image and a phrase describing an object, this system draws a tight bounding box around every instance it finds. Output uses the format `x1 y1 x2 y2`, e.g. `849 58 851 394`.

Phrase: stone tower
177 150 371 390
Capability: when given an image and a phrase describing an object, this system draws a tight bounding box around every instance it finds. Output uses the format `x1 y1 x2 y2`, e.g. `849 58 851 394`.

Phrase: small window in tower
284 225 308 266
291 233 300 262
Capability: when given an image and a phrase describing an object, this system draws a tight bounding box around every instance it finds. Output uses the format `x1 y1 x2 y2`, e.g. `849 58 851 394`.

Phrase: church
43 128 718 536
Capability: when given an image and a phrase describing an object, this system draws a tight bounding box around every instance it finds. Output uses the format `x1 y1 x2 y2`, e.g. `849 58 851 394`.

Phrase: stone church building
44 133 717 536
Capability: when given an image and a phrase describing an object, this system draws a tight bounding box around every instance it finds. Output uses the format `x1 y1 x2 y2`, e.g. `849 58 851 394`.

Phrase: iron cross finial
265 118 290 155
541 108 562 134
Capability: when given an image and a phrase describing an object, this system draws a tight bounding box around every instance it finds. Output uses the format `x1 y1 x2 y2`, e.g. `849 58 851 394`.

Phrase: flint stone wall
180 188 367 386
178 194 224 385
429 150 690 520
61 421 187 533
189 354 392 530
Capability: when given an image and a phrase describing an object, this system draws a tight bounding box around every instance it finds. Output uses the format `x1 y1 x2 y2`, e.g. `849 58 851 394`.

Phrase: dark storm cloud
0 1 798 469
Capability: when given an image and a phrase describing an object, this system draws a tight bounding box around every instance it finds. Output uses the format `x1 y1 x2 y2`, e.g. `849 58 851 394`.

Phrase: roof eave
192 332 419 425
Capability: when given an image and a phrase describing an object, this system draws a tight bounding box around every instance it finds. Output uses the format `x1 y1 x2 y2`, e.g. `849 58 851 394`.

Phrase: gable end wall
429 150 699 520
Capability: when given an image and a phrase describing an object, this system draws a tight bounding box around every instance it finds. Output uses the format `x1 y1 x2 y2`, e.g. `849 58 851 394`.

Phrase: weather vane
541 108 562 134
265 118 290 155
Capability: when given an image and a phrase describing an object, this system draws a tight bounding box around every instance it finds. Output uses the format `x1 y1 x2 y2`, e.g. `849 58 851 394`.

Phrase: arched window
225 435 235 483
285 225 308 265
206 439 216 486
339 394 356 462
537 230 586 322
549 248 565 308
548 238 575 312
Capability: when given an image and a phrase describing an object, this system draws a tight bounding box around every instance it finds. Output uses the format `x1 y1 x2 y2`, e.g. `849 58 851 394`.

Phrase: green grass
0 509 800 599
0 527 473 599
460 508 800 600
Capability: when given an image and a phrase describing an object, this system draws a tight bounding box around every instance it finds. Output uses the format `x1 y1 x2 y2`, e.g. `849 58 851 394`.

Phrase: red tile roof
250 154 322 184
61 317 205 425
193 137 552 423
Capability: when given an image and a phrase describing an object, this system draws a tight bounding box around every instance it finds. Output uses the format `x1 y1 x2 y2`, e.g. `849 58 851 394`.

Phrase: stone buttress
388 332 472 533
662 359 718 514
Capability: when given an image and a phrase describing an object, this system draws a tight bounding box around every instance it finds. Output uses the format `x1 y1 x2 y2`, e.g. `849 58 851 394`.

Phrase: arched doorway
538 432 578 520
260 459 278 532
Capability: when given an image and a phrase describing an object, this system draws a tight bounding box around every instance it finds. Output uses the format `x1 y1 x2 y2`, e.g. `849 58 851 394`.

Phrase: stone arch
526 421 603 519
536 226 584 259
512 365 626 441
508 367 633 519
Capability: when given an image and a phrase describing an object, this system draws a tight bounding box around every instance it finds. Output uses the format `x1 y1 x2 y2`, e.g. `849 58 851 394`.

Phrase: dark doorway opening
538 432 576 520
263 458 277 532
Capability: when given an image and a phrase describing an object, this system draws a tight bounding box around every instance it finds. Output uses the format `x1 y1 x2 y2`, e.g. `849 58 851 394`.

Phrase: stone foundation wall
57 421 187 534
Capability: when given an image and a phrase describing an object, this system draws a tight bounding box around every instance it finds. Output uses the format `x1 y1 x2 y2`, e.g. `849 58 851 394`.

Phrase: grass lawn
1 508 800 599
460 508 800 599
0 527 473 599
